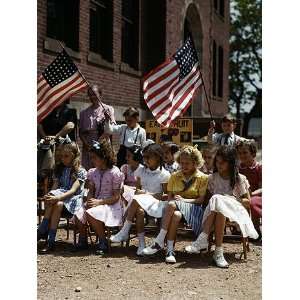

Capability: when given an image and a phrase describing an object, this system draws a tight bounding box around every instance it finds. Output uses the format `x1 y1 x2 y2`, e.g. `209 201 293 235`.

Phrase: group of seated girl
37 137 261 269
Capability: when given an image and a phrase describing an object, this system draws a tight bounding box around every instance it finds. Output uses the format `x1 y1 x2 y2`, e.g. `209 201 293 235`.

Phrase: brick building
38 0 229 138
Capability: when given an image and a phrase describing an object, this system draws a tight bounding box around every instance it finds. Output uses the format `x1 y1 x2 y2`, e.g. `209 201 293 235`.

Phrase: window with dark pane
219 0 225 17
122 0 139 70
214 0 218 11
212 40 217 97
218 46 224 97
89 0 113 62
47 0 79 51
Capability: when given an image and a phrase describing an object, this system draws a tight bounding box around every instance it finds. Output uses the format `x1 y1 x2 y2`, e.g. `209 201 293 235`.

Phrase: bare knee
136 207 144 216
53 201 64 211
168 201 177 210
172 211 182 222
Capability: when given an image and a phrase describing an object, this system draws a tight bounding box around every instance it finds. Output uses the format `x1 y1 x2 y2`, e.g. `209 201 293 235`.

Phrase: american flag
37 49 88 123
143 37 202 128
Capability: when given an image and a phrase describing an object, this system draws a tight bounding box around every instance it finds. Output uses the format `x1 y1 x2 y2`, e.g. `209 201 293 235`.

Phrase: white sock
121 220 132 235
137 232 145 247
167 240 174 252
155 228 167 246
215 246 223 254
196 231 208 242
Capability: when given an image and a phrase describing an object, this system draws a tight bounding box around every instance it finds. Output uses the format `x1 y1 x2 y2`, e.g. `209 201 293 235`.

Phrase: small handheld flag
37 49 88 123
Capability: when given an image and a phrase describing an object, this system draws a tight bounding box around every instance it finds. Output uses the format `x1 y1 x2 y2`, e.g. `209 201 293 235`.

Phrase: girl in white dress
185 145 258 268
110 143 170 255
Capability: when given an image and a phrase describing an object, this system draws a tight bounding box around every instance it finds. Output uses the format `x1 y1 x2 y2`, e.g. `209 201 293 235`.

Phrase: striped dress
167 169 209 235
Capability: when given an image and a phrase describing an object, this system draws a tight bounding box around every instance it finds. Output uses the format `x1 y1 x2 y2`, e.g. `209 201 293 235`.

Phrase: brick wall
38 0 229 124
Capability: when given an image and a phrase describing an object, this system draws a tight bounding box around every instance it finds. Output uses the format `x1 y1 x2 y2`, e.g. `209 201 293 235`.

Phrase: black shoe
39 242 55 254
37 230 48 242
95 239 108 256
72 241 89 252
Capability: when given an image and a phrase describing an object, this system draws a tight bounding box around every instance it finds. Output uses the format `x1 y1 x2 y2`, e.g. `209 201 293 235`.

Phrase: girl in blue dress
37 140 87 253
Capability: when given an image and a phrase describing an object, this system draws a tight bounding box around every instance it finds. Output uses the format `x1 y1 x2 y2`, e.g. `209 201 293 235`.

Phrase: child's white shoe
185 239 208 254
110 231 128 243
142 241 163 255
213 250 229 268
165 250 176 264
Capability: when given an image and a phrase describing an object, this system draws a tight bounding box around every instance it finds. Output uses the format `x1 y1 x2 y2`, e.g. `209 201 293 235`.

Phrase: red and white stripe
143 59 202 128
37 71 88 123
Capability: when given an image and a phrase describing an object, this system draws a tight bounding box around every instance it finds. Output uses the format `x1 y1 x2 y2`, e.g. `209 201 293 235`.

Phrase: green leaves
229 0 262 117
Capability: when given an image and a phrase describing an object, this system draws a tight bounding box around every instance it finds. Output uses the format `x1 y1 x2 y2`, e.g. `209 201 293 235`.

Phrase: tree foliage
229 0 262 118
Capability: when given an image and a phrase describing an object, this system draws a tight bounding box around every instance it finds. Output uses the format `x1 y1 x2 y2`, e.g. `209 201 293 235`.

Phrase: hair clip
92 140 101 150
57 135 72 145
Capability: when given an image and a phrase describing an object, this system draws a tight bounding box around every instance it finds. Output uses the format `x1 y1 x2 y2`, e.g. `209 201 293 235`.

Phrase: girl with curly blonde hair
37 141 87 253
142 145 209 264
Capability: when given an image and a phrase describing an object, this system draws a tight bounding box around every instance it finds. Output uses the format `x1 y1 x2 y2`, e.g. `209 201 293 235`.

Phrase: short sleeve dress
168 170 209 235
239 161 262 219
49 167 87 215
75 166 124 227
120 164 140 187
127 165 171 218
202 173 259 239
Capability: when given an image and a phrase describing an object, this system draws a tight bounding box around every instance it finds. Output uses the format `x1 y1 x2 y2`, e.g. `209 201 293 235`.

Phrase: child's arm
44 180 81 204
135 177 146 194
251 188 262 196
104 119 123 135
172 194 205 204
87 190 121 207
240 192 251 209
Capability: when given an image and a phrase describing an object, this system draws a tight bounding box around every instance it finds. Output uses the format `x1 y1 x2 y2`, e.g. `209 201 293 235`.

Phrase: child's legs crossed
86 214 105 239
135 207 145 234
49 201 64 230
161 201 177 231
74 216 87 236
214 212 226 247
126 199 140 221
166 211 182 242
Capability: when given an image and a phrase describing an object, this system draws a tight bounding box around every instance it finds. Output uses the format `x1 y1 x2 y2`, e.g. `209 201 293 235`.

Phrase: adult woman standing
79 85 115 170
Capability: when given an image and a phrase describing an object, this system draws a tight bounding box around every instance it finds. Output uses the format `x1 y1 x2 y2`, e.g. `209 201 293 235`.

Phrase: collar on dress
175 169 204 180
240 160 259 170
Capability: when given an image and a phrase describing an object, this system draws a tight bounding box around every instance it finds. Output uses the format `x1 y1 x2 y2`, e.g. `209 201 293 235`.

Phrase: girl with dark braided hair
185 146 259 268
110 143 170 256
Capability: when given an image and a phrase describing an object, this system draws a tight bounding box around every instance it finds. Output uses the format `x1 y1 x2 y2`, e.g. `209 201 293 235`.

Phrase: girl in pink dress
237 140 262 238
121 145 143 187
79 85 115 170
74 139 124 255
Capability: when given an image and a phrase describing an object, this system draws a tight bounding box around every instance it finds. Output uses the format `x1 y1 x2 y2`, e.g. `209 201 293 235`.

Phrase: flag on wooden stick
37 49 88 123
143 37 203 128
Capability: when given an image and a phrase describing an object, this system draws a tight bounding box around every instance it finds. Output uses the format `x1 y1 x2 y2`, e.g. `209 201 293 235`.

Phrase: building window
89 0 113 62
212 41 224 98
214 0 225 18
47 0 79 51
122 0 139 70
212 41 217 96
218 46 224 97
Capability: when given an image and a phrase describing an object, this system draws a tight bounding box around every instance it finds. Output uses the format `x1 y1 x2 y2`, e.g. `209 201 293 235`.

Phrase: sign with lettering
145 118 193 145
